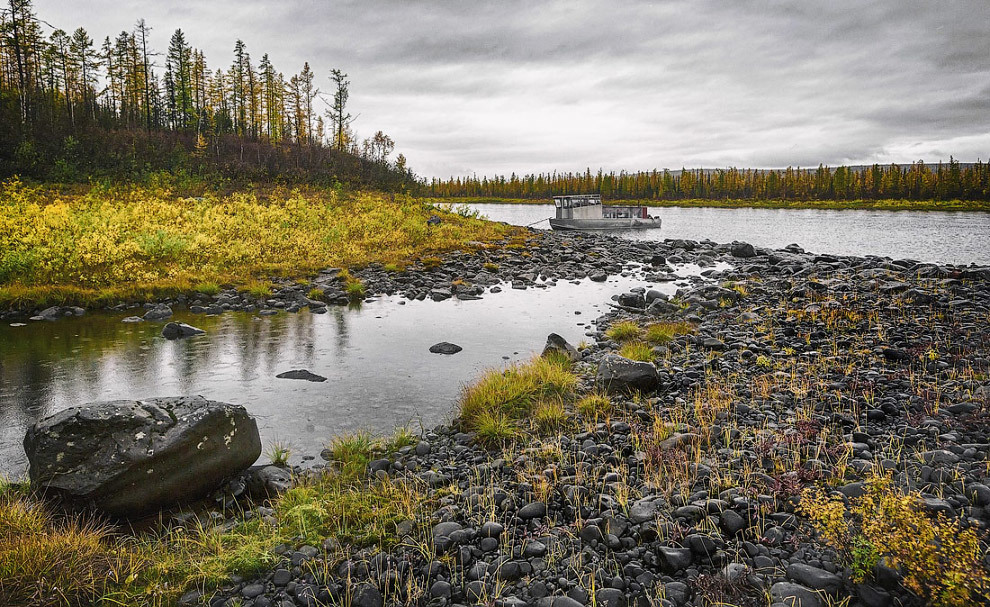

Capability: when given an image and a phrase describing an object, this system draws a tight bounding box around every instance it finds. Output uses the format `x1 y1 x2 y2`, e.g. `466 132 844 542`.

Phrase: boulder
730 242 757 258
162 322 205 339
542 333 581 362
596 354 659 394
23 396 261 517
247 465 293 497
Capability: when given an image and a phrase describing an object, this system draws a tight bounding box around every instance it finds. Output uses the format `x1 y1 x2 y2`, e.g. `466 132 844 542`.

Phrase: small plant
326 432 377 477
341 273 365 302
644 321 694 344
265 440 292 467
194 282 221 296
306 287 325 301
606 320 641 342
533 398 568 432
619 341 654 362
576 393 612 419
801 476 989 606
240 280 273 299
483 262 499 272
383 262 404 273
755 354 773 369
385 427 418 453
473 410 518 444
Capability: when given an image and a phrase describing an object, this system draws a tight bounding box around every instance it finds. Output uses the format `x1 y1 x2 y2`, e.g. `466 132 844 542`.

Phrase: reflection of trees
0 308 348 448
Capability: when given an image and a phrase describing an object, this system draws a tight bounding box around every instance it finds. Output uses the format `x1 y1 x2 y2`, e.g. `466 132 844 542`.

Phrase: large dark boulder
596 354 659 393
23 396 261 517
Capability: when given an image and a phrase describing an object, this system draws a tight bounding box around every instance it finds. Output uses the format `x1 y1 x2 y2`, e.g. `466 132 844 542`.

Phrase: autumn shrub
801 476 989 606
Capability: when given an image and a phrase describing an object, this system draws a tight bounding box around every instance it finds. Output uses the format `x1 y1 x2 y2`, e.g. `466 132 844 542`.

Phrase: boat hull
549 217 662 231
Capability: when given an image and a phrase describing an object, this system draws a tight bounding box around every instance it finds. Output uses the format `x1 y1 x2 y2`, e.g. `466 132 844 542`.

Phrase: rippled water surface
1 268 714 475
466 203 990 266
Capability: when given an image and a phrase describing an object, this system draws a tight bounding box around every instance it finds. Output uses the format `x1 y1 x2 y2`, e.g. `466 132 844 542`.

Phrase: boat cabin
553 194 603 220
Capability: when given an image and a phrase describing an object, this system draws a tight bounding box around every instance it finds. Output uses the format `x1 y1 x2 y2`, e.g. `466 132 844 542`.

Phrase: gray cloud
35 0 990 178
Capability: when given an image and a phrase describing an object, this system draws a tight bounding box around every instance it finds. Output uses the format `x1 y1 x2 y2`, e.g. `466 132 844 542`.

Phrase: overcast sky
35 0 990 178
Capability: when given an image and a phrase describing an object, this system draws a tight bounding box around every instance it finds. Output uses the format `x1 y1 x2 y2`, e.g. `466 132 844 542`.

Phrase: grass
576 393 612 419
0 179 516 309
240 280 273 299
0 424 431 606
619 341 655 361
459 354 577 444
606 320 641 342
421 196 990 212
264 440 292 467
644 321 695 344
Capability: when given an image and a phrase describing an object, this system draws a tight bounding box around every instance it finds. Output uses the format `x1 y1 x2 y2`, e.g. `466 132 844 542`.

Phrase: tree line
426 160 990 202
0 0 412 187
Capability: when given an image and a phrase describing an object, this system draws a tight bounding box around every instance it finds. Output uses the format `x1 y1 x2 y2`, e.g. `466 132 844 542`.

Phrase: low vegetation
0 179 515 309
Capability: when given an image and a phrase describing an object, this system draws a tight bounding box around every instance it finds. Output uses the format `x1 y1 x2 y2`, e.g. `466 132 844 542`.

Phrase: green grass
644 321 695 344
576 393 612 419
306 287 325 301
264 440 292 467
194 281 221 296
240 280 273 299
459 355 577 444
605 320 642 342
619 341 654 362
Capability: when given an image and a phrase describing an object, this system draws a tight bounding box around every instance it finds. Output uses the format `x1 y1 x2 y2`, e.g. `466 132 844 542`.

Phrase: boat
548 194 661 231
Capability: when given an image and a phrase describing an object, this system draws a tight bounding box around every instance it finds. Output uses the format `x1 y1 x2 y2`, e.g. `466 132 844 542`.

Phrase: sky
34 0 990 179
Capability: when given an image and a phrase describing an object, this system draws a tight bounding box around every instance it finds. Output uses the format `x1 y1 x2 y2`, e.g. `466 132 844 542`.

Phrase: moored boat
548 194 661 231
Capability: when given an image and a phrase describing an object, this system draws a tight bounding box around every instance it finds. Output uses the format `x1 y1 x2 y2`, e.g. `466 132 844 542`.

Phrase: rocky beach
53 229 983 607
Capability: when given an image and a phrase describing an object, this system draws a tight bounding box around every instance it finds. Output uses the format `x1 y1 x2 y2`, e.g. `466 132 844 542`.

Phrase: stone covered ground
174 232 989 607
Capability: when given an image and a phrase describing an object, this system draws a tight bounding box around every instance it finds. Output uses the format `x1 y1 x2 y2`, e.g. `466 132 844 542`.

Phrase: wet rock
276 369 327 382
518 501 547 519
430 342 463 355
161 322 205 339
23 396 261 517
730 242 757 258
247 465 292 497
787 562 842 594
143 305 173 321
770 582 822 607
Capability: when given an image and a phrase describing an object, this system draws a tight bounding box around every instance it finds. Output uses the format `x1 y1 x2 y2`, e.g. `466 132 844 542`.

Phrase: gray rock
596 354 659 394
536 597 584 607
23 396 261 517
143 305 173 321
161 322 205 339
730 242 757 258
275 369 327 382
518 501 547 519
247 465 292 497
429 341 463 354
787 562 842 594
589 271 607 282
121 316 145 323
543 333 582 362
770 582 822 607
629 497 663 524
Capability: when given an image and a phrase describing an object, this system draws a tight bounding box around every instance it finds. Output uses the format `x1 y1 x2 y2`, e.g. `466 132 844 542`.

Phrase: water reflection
1 269 713 475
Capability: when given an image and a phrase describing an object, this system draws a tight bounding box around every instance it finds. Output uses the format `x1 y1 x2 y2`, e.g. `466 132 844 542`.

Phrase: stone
161 322 205 339
121 316 145 323
629 497 663 524
247 465 292 497
518 501 547 519
543 333 582 362
23 396 261 517
429 342 463 355
730 242 757 258
596 354 659 394
590 271 607 282
143 305 173 321
351 584 383 607
787 562 842 595
770 582 822 607
275 369 327 382
657 546 693 572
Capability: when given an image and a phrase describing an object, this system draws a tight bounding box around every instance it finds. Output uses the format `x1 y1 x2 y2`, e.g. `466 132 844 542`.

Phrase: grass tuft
606 320 641 342
644 321 695 344
619 341 654 362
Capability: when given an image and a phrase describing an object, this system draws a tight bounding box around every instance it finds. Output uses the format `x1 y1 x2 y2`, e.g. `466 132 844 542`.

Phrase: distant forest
427 161 990 202
0 0 414 188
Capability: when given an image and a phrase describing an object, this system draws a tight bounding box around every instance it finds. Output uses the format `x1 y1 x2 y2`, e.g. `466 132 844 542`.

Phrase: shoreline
427 196 990 212
5 232 990 606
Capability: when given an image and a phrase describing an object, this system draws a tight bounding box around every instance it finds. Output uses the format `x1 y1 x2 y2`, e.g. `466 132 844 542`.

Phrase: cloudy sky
36 0 990 178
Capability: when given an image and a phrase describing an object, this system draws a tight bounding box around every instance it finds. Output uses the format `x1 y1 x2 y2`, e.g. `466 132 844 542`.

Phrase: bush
801 476 989 606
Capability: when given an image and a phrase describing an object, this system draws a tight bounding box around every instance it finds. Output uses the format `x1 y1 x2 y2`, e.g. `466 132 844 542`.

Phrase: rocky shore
176 232 990 607
8 230 990 607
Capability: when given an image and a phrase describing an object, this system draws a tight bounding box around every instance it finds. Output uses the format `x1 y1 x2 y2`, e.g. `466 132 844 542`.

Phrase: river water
464 203 990 266
1 267 715 476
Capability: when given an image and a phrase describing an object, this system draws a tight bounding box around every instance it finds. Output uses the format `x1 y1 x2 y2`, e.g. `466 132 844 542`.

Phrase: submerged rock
430 342 463 355
23 396 261 517
276 369 327 382
161 322 205 339
143 305 173 321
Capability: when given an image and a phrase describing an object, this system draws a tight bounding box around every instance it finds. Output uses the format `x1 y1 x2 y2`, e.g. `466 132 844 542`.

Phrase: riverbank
3 233 990 607
424 196 990 212
0 179 517 311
